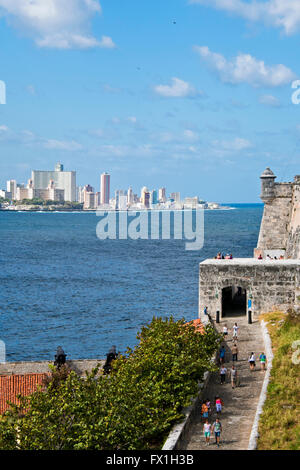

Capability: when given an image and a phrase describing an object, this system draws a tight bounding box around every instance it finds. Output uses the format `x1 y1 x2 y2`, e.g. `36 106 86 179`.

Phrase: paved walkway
185 316 266 450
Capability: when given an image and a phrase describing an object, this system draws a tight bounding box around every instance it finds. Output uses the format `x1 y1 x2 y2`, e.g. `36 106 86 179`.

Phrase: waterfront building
170 192 181 204
158 187 166 203
6 180 17 200
127 187 134 206
31 162 76 202
0 189 12 199
82 185 96 209
119 195 128 211
151 189 158 205
141 186 150 208
184 196 199 209
100 172 110 205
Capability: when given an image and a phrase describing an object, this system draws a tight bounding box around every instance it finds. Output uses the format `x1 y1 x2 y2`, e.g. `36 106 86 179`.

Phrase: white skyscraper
6 180 17 199
32 162 76 202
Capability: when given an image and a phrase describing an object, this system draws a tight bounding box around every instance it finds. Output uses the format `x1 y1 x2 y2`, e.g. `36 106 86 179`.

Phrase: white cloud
44 139 83 151
259 94 281 107
189 0 300 35
154 77 197 98
194 46 295 87
183 129 199 141
0 124 9 132
213 137 252 152
0 0 115 49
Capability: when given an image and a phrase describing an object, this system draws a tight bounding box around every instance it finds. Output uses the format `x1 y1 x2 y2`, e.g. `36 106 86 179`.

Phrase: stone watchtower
254 168 300 259
260 167 276 203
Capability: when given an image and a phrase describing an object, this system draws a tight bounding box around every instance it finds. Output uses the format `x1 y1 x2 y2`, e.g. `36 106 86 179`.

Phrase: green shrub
0 317 221 450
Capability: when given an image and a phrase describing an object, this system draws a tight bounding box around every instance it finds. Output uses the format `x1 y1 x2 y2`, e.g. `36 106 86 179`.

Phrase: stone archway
221 285 247 317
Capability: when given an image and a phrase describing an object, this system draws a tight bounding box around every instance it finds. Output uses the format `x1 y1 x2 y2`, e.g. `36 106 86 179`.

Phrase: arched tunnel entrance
222 286 247 317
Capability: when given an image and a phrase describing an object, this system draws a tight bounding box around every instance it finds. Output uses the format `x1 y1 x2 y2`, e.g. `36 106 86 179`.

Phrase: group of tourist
200 321 268 447
201 397 224 447
215 252 233 259
257 253 284 260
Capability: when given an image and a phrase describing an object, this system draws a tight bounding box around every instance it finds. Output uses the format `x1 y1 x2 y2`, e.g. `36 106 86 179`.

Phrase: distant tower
100 172 110 205
127 187 133 205
260 167 276 203
55 162 64 172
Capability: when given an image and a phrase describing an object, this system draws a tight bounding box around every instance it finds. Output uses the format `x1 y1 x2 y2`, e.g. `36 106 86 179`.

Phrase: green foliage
258 312 300 450
0 317 221 450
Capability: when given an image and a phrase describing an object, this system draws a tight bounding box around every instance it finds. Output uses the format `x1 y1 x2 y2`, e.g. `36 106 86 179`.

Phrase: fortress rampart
199 169 300 321
255 170 300 259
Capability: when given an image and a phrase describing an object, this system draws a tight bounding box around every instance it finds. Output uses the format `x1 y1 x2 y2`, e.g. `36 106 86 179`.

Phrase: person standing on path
220 365 227 384
223 324 229 339
212 418 222 447
259 352 267 371
232 323 239 342
248 352 256 371
201 401 209 422
229 365 238 389
219 345 226 364
203 419 211 446
215 396 223 414
231 343 238 362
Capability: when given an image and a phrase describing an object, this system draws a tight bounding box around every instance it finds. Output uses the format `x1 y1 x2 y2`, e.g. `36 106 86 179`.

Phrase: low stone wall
0 359 105 377
248 320 274 450
162 372 210 450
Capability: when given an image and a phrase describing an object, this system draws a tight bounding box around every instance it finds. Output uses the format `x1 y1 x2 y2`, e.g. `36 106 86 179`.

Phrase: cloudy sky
0 0 300 202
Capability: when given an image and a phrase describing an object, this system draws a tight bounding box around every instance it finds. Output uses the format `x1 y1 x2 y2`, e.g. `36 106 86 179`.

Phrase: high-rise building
151 189 158 205
32 162 76 202
100 172 110 205
82 185 95 209
6 180 17 200
158 187 166 203
170 192 181 203
127 187 134 206
141 186 150 208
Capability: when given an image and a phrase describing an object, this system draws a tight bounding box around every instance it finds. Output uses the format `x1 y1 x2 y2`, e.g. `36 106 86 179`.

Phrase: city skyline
1 1 300 202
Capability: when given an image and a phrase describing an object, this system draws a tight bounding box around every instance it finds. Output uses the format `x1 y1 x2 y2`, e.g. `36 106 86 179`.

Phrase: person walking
201 401 209 422
229 365 238 389
248 352 256 371
203 419 211 446
259 352 267 371
212 418 222 447
223 324 229 339
220 365 227 384
231 343 238 362
219 345 226 364
205 398 211 415
215 396 223 414
232 323 239 341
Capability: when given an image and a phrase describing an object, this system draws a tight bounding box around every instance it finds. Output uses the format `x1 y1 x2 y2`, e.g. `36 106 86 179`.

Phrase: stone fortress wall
199 168 300 321
255 170 300 260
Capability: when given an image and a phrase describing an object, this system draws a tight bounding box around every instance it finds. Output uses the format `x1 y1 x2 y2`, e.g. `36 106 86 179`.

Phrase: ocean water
0 204 263 361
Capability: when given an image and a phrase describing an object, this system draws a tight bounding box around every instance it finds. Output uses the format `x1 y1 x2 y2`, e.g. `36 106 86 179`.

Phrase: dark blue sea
0 204 263 361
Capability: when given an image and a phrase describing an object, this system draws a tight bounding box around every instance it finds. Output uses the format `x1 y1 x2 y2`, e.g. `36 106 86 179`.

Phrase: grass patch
257 311 300 450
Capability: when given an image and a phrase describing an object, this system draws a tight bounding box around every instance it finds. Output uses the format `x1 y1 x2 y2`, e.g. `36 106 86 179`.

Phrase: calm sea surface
0 204 263 361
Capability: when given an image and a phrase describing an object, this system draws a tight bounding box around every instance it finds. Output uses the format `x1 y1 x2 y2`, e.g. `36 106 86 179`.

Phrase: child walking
203 419 211 446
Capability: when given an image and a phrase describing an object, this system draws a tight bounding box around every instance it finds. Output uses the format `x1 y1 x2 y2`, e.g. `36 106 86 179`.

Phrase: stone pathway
185 316 266 450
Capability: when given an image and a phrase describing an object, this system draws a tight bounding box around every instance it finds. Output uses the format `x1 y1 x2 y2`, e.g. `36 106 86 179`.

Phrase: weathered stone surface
199 259 300 321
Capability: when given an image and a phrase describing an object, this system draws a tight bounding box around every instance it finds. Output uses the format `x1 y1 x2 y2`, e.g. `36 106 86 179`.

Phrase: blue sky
0 0 300 202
